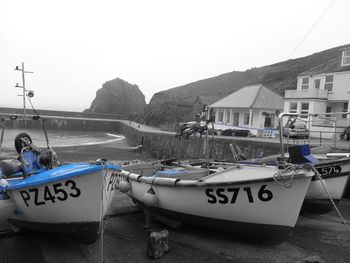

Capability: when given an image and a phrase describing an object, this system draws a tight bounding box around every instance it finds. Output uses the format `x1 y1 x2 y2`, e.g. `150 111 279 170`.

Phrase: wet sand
54 136 151 163
0 141 349 262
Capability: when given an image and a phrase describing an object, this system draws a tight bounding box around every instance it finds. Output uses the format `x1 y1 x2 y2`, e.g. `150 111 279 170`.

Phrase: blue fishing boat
0 116 121 243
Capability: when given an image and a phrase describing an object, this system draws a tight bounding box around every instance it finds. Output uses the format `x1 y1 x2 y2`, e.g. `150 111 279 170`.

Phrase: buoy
142 187 158 206
0 178 9 186
119 179 131 193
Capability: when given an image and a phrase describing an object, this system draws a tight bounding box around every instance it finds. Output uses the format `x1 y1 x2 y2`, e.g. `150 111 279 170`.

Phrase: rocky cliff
86 78 146 118
144 44 349 129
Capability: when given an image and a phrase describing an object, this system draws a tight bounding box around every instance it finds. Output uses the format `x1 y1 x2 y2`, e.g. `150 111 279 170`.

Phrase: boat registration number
106 173 119 192
205 185 273 204
19 180 81 207
316 165 342 176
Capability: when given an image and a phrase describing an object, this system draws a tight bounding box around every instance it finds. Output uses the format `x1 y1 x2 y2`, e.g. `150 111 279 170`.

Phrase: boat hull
302 159 350 213
123 166 312 243
133 198 293 244
0 193 16 221
249 155 350 213
7 167 118 243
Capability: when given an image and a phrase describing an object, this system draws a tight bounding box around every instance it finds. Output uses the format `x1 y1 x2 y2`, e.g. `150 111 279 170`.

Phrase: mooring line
309 165 350 233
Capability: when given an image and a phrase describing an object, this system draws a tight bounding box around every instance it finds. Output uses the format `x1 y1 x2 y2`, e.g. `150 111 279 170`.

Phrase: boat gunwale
1 163 121 191
120 169 313 187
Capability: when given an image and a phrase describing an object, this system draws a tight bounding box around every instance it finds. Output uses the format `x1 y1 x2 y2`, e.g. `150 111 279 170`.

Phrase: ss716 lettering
19 179 81 207
205 184 273 204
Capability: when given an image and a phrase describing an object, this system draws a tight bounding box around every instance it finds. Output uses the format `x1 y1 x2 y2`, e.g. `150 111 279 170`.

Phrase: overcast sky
0 0 349 111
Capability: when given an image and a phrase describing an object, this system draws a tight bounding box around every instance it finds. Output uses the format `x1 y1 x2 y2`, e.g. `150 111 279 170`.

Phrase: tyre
14 133 32 153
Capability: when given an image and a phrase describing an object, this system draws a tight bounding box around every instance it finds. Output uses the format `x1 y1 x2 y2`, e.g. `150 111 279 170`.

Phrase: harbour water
0 128 125 149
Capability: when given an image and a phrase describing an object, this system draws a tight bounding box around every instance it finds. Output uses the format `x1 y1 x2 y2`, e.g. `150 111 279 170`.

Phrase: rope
273 162 304 188
308 164 350 233
99 166 109 263
27 96 40 116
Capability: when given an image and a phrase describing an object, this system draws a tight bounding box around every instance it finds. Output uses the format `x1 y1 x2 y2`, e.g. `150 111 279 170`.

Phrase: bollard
147 230 170 259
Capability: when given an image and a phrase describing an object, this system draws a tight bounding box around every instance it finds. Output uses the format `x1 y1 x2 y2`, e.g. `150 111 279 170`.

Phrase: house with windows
284 45 350 138
207 84 283 133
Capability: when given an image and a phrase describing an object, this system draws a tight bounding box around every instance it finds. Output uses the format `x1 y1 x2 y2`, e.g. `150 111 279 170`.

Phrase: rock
86 78 146 118
147 230 170 259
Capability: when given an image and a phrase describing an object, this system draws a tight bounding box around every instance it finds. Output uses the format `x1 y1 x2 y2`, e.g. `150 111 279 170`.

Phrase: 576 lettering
19 180 81 207
205 184 273 204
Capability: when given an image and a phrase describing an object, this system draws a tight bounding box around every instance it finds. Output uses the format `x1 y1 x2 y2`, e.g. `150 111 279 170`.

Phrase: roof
207 84 283 110
194 95 221 105
299 46 350 76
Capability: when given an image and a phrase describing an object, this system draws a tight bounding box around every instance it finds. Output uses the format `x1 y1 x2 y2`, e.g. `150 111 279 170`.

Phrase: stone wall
4 117 281 160
117 123 282 161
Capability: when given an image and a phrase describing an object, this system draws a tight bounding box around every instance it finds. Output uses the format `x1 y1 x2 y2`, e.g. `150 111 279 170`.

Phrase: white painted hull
306 176 349 200
310 159 350 199
302 159 350 213
7 168 118 243
0 193 16 221
120 164 312 242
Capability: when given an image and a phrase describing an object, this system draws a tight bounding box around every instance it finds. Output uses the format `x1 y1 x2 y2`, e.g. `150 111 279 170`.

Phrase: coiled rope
273 162 304 188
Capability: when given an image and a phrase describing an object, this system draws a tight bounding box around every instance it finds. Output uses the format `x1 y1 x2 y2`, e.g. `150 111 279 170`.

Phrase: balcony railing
284 89 328 99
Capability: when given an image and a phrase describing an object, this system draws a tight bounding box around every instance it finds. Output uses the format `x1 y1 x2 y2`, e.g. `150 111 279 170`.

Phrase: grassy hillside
144 44 349 129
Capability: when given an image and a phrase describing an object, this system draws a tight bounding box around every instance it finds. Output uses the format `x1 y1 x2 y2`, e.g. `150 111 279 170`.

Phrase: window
243 113 250 125
343 102 348 118
289 102 297 113
342 49 350 66
218 109 224 123
324 75 333 91
325 106 331 117
301 77 309 89
300 103 309 118
314 79 320 89
226 109 231 124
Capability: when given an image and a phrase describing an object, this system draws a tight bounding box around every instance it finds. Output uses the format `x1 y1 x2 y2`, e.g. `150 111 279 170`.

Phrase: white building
284 45 350 138
207 84 283 132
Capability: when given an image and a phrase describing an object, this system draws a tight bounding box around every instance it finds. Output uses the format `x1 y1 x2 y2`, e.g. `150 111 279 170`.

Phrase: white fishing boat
0 192 16 221
246 151 350 213
305 157 350 212
116 112 316 243
1 162 120 243
0 115 121 243
118 162 312 243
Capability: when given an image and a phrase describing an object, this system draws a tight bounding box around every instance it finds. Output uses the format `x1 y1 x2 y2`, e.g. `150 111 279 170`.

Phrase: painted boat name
106 173 119 192
316 165 341 176
205 185 273 204
19 180 81 207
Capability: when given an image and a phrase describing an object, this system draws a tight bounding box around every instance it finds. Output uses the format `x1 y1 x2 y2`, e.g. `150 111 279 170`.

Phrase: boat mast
205 108 210 175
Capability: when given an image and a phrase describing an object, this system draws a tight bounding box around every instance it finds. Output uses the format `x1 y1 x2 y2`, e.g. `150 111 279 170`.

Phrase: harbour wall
3 117 282 160
110 122 282 161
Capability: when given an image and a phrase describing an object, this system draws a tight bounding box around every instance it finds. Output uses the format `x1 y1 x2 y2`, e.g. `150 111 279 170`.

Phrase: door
233 112 239 126
264 113 274 128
